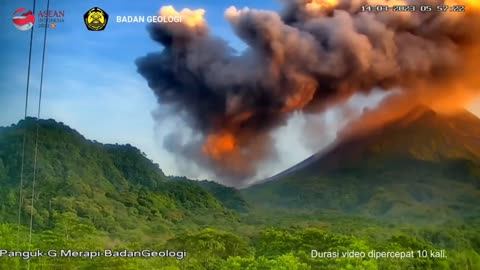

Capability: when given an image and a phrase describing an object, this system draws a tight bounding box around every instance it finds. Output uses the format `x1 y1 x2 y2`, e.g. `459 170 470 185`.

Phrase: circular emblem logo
84 7 109 31
12 8 35 31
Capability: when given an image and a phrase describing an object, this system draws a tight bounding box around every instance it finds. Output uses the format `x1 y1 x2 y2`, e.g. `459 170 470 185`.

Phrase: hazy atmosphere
1 0 479 186
1 1 480 269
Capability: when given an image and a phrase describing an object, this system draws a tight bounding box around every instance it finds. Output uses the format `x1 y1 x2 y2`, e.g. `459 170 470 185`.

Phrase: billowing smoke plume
136 1 480 183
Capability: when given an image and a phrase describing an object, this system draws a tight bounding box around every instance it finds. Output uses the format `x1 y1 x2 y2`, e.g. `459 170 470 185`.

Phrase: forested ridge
245 108 480 222
0 117 479 269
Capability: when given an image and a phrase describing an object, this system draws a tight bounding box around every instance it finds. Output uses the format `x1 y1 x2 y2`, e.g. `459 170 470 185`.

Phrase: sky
1 0 480 183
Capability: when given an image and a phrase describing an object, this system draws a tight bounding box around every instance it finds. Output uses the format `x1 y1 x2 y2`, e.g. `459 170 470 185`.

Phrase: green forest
0 118 479 269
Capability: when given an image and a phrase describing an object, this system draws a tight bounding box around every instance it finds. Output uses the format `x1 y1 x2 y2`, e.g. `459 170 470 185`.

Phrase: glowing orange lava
202 132 237 160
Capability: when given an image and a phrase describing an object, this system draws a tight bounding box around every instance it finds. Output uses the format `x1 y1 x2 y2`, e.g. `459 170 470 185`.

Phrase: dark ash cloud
136 2 480 184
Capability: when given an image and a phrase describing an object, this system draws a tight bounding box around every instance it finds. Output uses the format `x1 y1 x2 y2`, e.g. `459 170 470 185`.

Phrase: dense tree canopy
0 118 478 269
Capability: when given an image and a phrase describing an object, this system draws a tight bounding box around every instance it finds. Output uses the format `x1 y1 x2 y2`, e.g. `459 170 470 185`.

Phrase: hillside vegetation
0 114 479 269
244 108 480 222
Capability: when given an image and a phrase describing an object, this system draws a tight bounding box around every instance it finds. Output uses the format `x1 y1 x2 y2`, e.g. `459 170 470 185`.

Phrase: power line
28 0 50 269
17 0 37 248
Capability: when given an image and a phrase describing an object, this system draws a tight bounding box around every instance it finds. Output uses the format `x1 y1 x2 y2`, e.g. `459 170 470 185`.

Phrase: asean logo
84 7 108 31
12 8 35 31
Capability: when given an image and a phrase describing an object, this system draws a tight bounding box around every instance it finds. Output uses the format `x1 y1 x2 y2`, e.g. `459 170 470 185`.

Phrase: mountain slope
0 118 238 234
243 107 480 221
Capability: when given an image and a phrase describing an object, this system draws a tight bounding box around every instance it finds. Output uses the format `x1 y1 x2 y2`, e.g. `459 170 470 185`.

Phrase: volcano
243 106 480 221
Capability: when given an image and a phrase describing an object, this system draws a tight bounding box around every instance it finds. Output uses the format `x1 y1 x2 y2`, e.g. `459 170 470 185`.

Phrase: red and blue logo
12 8 36 31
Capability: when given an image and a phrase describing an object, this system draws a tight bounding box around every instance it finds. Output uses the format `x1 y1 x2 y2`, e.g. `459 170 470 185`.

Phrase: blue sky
1 0 479 181
0 0 288 180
